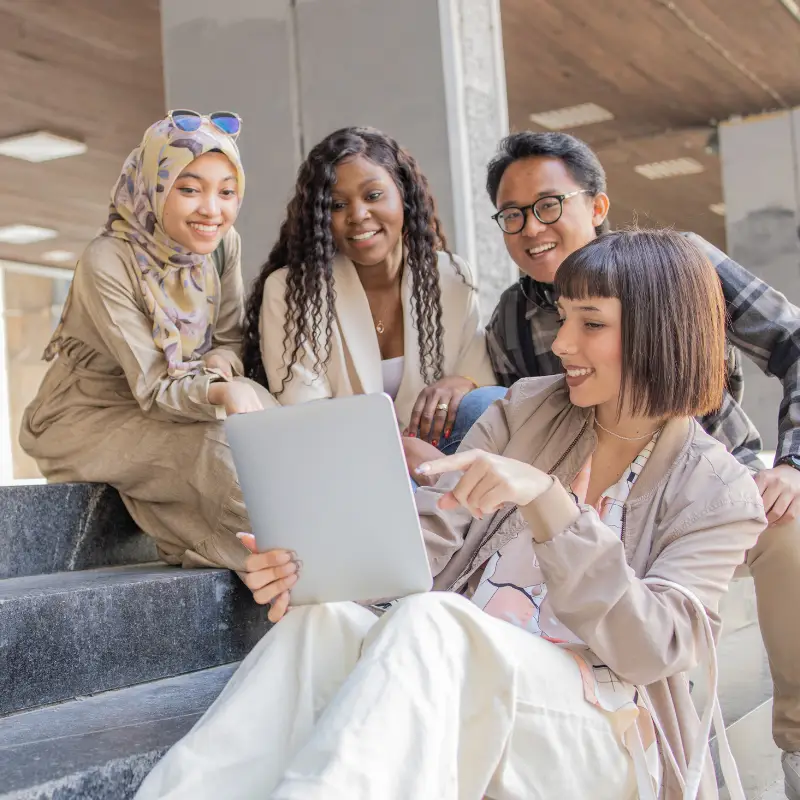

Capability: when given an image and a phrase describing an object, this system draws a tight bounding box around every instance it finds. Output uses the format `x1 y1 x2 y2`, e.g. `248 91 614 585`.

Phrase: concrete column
160 0 514 316
719 109 800 449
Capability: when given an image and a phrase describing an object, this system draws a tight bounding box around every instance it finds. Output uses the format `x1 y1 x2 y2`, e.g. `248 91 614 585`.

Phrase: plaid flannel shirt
485 232 800 471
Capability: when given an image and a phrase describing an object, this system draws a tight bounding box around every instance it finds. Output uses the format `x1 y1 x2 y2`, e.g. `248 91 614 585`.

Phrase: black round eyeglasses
492 190 592 234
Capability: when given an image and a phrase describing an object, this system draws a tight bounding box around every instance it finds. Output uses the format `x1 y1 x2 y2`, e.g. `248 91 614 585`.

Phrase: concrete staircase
0 483 269 799
0 482 783 798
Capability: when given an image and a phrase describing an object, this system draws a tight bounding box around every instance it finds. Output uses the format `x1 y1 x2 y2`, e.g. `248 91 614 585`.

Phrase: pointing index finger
416 449 481 477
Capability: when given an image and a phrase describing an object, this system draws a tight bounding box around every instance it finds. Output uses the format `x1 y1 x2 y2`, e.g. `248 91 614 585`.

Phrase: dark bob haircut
554 229 726 419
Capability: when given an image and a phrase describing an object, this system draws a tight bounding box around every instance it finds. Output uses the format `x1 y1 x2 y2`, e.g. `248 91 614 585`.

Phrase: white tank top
381 356 405 400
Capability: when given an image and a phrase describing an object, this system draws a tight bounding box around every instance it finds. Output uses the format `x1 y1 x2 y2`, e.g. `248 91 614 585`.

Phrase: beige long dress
19 228 275 571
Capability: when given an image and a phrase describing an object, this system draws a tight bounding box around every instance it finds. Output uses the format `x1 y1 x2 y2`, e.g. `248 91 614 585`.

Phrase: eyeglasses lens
171 111 202 133
210 113 241 136
533 197 563 224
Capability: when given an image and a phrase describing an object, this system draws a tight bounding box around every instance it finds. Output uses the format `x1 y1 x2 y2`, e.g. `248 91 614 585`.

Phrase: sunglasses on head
167 110 242 139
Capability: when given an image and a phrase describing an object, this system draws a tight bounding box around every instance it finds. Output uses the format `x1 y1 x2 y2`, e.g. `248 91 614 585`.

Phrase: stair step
701 617 776 794
0 565 269 716
0 577 776 797
0 664 236 799
0 483 156 580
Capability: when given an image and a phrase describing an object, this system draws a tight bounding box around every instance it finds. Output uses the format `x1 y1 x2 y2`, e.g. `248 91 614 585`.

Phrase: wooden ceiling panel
0 0 795 265
0 0 164 266
500 0 800 247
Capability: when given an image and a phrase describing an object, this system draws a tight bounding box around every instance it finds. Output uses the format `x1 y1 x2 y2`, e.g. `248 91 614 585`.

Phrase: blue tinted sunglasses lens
172 112 202 132
210 113 240 136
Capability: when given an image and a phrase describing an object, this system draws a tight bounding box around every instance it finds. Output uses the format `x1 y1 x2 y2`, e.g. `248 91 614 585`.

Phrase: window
0 263 72 483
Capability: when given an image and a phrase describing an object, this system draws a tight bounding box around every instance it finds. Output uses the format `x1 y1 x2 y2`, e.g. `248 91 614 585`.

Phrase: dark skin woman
242 127 497 477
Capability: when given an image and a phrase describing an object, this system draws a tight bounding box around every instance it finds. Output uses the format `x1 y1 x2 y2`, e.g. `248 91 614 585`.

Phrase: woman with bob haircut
136 229 766 800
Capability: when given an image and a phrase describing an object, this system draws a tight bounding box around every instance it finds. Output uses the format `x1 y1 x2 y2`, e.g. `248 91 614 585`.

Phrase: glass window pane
2 269 71 482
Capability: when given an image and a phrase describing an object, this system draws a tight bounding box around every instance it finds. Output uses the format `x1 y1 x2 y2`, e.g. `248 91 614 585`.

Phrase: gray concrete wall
719 110 800 450
160 0 515 314
160 0 300 287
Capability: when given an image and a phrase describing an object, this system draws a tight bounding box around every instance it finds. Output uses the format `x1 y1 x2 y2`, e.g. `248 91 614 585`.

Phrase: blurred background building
1 0 799 480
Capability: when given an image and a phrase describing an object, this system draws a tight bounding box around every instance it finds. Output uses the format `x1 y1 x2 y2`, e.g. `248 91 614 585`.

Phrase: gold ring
436 403 449 412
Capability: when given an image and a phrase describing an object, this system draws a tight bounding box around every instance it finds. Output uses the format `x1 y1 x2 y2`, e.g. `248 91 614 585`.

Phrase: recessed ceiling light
0 131 87 163
0 224 59 244
529 103 614 130
709 203 726 216
42 249 77 263
634 158 705 180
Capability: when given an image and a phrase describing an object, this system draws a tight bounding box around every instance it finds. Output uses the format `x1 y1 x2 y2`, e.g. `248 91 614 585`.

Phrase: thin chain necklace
594 418 662 441
369 284 402 336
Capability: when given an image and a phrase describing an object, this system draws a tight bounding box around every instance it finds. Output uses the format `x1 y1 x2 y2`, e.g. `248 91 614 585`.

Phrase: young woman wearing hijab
20 112 278 586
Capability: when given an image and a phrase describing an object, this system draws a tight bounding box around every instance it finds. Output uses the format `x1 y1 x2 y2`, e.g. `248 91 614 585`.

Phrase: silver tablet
225 393 433 605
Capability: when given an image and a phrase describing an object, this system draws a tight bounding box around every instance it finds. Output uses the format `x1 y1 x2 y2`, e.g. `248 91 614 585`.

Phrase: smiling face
329 154 405 267
552 296 623 411
161 151 240 254
494 156 609 284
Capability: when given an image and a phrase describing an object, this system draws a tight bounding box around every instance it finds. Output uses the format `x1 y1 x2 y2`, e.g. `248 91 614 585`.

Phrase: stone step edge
0 664 237 799
0 565 269 717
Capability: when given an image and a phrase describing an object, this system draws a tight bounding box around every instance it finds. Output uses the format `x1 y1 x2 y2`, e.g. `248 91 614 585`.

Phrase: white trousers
135 593 636 800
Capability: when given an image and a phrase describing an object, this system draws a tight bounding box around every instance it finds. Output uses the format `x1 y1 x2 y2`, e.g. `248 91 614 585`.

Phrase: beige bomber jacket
416 375 767 799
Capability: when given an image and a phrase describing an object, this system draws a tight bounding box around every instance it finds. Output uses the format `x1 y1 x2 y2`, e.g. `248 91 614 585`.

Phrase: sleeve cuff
519 476 581 542
194 373 228 421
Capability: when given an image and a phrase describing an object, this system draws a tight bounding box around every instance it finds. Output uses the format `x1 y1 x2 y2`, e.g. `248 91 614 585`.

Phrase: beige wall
3 270 69 480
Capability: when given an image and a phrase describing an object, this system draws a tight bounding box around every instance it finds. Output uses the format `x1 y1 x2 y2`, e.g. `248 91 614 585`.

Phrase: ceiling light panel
42 249 77 263
634 158 705 180
529 103 614 130
0 224 59 244
0 131 87 163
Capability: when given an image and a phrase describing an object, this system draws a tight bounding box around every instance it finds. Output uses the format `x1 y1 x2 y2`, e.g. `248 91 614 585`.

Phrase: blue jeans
410 386 507 490
437 386 508 454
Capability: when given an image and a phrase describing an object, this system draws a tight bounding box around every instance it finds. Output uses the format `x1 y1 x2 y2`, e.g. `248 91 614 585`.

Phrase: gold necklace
366 268 403 336
594 418 662 441
370 292 399 336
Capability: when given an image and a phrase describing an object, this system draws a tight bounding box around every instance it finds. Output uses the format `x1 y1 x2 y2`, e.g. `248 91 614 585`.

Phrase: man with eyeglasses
484 130 800 797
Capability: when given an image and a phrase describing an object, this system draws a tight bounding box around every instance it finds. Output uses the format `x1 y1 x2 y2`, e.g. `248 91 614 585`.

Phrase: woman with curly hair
242 127 501 478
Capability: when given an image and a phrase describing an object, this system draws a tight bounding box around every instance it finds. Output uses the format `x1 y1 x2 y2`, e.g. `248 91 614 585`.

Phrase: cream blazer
260 251 496 428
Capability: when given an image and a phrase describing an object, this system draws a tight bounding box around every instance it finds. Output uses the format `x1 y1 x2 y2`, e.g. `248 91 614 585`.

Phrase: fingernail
432 439 439 446
416 463 431 475
288 550 299 561
235 532 252 540
444 429 451 438
287 573 299 584
409 432 416 438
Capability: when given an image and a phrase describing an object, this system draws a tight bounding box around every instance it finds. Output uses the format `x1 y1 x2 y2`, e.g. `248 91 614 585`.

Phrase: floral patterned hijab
45 117 245 376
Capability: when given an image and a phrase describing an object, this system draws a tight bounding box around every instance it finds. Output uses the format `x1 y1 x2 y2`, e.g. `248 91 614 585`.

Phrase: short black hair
555 229 726 419
486 132 609 235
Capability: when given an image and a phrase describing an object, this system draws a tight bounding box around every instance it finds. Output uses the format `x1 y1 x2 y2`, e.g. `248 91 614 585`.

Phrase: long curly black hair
242 126 464 393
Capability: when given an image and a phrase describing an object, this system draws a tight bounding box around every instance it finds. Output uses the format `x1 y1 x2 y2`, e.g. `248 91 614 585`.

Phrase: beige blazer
259 251 496 428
